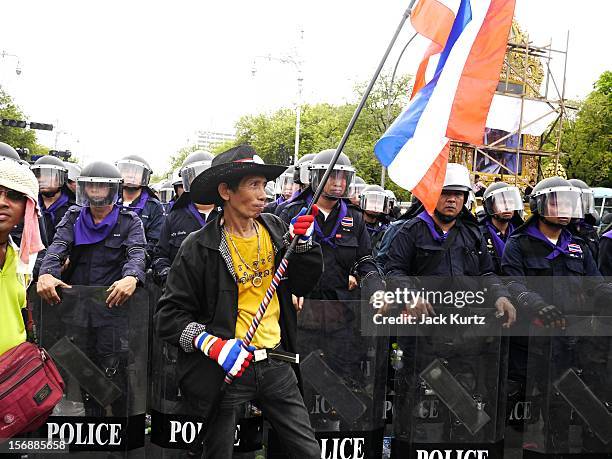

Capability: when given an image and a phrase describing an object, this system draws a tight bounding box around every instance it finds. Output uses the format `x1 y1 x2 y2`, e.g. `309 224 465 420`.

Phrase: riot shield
148 282 264 458
29 285 149 457
391 307 507 458
523 315 612 457
268 299 389 459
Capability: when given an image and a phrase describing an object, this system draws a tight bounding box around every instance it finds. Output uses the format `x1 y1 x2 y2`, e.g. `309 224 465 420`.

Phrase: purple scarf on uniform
306 193 347 247
602 230 612 240
417 211 446 243
126 190 149 215
187 202 207 227
524 222 573 260
74 206 120 246
40 191 70 226
486 220 515 258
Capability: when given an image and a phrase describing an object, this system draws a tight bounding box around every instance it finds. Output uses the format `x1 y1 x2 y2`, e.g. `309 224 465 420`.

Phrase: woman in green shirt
0 156 45 356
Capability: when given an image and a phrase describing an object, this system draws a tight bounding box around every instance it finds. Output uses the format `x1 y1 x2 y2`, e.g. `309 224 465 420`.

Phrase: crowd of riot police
2 137 611 457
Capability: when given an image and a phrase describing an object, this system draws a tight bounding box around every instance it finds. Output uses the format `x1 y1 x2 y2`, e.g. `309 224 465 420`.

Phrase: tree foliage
0 88 49 157
557 72 612 187
228 73 414 199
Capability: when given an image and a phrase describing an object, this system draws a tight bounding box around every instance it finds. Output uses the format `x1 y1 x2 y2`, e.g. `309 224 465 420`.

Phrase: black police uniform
501 217 612 452
123 187 165 262
384 209 510 443
39 187 75 243
279 189 383 301
39 205 147 416
478 213 523 275
567 219 600 261
152 193 219 285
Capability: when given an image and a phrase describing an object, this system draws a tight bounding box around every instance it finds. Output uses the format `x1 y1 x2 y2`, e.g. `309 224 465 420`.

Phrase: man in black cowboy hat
154 145 323 458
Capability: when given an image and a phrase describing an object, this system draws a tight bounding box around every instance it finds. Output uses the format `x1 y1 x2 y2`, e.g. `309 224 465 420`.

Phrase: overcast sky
1 0 610 174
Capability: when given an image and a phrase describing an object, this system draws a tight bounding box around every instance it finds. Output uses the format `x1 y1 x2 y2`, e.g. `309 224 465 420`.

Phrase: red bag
0 341 65 442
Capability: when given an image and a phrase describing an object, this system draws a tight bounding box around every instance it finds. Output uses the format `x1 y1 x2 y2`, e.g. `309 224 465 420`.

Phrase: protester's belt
253 344 299 364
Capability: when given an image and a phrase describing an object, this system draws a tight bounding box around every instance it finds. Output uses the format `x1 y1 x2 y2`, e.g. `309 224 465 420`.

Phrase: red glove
289 205 318 243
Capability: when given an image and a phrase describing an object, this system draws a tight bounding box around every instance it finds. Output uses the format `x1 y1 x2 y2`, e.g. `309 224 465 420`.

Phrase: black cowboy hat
190 144 286 205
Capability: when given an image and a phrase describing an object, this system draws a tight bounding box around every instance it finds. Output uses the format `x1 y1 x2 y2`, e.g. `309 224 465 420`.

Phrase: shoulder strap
417 226 459 275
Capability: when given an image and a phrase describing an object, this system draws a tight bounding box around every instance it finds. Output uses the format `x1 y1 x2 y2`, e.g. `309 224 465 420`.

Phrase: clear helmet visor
310 168 354 199
348 182 366 200
33 167 66 190
117 162 150 187
580 190 595 215
76 179 121 207
181 161 212 192
275 173 298 199
484 187 523 216
297 162 311 185
536 189 584 219
159 187 174 203
360 192 391 214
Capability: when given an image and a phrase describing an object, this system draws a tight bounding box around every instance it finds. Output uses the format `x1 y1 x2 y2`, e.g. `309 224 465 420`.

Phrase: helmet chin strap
434 209 457 224
539 215 566 229
493 214 513 223
41 189 60 198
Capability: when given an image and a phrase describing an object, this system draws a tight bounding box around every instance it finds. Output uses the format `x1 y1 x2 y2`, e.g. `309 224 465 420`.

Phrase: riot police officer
501 176 610 321
152 150 218 285
360 184 391 257
280 149 383 301
348 175 366 208
273 153 315 216
64 162 81 197
478 181 524 274
384 163 516 322
264 165 298 214
157 179 174 214
567 178 600 260
116 154 164 261
31 155 74 243
501 177 612 454
37 161 147 415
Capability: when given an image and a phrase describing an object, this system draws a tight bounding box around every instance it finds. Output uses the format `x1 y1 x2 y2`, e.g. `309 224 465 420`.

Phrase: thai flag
374 0 516 213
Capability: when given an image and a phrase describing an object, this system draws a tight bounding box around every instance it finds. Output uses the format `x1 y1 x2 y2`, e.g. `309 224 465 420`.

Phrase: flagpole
189 3 418 455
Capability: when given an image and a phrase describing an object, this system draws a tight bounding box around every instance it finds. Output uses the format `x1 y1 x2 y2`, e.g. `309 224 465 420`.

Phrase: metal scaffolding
451 28 572 190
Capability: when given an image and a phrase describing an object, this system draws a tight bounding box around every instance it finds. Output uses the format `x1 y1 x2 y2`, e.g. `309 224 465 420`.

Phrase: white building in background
194 130 236 151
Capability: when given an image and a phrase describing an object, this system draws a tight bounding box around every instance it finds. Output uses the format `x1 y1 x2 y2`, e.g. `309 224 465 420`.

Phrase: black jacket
501 217 611 314
279 190 383 300
384 210 509 302
152 193 219 284
599 235 612 276
154 212 323 408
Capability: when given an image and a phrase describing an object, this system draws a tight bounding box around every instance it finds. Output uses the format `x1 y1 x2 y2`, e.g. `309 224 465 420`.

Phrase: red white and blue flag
374 0 516 213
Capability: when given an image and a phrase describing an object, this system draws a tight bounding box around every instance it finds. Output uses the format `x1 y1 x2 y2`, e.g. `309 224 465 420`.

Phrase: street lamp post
0 50 22 88
252 30 304 165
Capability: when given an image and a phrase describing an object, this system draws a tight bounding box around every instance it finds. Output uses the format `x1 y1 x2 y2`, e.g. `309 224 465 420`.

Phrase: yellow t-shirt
0 244 27 356
228 222 281 349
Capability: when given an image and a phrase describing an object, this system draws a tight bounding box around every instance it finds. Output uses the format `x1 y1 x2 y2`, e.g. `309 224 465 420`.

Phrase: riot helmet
31 155 68 191
442 163 473 209
158 180 174 204
77 161 123 207
483 181 523 220
65 162 81 182
0 142 21 162
568 178 596 219
180 150 214 192
309 149 355 199
294 153 315 186
529 176 583 220
265 181 275 204
348 176 366 203
275 166 298 199
116 154 152 188
360 184 392 214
